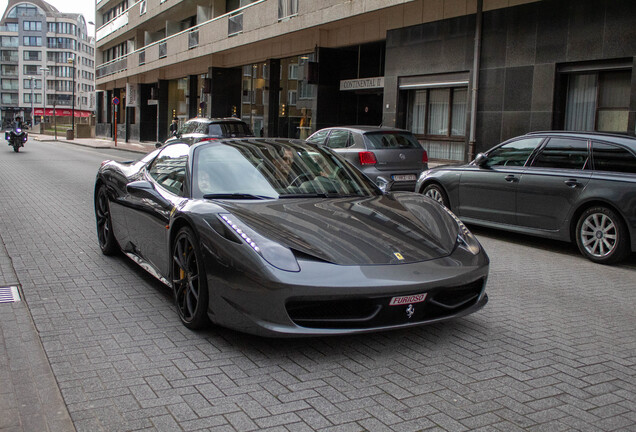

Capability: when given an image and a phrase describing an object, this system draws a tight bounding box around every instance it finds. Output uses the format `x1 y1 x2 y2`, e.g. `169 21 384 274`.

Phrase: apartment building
0 0 95 127
95 0 636 161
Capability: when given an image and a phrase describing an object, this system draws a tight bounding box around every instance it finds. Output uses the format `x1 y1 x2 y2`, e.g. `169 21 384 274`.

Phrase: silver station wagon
416 131 636 264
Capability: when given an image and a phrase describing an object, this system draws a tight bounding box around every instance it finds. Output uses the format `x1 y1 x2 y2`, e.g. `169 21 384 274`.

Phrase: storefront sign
340 77 385 91
34 108 92 117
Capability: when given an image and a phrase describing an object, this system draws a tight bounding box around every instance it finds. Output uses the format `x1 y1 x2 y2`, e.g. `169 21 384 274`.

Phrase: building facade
0 0 95 127
95 0 636 161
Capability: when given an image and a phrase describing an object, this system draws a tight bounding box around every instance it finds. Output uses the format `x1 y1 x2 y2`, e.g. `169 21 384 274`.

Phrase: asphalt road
0 139 634 432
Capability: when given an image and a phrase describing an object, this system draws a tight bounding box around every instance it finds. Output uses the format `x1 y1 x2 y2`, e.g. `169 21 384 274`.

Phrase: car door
516 137 591 231
458 137 544 225
126 143 189 276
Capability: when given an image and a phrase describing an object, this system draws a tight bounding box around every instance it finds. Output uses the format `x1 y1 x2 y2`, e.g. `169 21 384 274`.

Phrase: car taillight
199 137 219 142
422 150 429 164
359 151 377 165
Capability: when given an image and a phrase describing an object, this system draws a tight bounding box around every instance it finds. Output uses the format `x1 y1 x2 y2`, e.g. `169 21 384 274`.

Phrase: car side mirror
474 153 488 167
127 180 155 194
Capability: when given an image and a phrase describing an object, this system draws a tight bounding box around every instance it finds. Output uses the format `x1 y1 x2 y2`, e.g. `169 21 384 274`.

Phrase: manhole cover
0 286 20 303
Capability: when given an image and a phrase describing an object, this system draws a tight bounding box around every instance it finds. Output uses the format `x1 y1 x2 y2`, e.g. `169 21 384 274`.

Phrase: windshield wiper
203 193 275 200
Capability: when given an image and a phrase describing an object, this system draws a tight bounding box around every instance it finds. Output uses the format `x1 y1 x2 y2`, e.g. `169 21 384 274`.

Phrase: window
565 70 631 133
5 23 18 32
23 79 41 89
408 87 467 137
1 79 19 90
278 0 298 19
288 64 298 80
1 65 18 76
24 51 41 61
484 138 544 168
1 93 18 104
24 65 39 75
592 142 636 174
287 90 297 106
1 36 18 47
24 93 42 103
23 36 42 46
326 130 352 149
23 21 41 31
365 132 421 150
307 130 329 145
148 144 189 195
1 50 18 62
531 138 589 170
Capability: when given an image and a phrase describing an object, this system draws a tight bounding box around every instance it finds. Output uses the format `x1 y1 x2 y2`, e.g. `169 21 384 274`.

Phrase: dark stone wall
384 0 636 157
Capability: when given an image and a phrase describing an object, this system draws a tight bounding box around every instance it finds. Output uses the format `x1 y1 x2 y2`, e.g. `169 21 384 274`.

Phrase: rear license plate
389 293 427 306
392 174 416 181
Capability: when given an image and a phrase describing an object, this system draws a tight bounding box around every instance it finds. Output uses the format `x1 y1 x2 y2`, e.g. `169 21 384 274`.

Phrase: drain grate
0 286 20 303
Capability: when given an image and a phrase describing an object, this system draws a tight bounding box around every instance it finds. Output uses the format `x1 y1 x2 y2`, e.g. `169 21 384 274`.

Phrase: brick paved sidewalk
0 233 75 432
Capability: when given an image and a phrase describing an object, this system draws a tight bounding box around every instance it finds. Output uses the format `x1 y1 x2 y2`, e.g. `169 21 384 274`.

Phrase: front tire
13 145 19 152
172 227 210 329
575 206 629 264
423 183 449 208
95 186 119 255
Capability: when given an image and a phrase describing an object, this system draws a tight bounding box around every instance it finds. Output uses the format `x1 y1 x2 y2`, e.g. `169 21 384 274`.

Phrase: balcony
96 10 129 41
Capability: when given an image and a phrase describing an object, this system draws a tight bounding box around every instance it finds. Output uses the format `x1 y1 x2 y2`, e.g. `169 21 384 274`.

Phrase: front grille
286 278 485 329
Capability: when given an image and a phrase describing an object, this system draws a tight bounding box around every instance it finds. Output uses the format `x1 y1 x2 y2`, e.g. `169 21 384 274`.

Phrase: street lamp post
67 56 75 139
39 67 49 130
29 77 34 125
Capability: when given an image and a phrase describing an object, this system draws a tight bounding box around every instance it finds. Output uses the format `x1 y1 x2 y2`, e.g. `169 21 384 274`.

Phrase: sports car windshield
192 140 381 199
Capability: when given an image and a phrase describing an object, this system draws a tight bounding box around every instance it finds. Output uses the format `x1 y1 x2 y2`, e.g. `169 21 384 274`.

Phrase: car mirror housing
474 153 488 166
127 180 155 194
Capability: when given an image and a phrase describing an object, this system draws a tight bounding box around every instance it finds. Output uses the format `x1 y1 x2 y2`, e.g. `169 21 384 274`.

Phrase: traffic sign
112 97 120 105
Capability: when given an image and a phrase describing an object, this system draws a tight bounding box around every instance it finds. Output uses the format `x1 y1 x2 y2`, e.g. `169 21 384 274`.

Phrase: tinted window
148 144 189 195
365 132 420 149
326 130 352 149
485 138 543 168
531 138 589 170
221 122 252 137
592 142 636 173
206 124 223 136
307 129 329 144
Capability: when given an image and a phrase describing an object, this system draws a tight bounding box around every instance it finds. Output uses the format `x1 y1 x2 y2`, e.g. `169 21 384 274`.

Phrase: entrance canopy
34 108 92 118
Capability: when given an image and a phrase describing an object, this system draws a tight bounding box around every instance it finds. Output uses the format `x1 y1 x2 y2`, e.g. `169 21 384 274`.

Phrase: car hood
217 193 460 265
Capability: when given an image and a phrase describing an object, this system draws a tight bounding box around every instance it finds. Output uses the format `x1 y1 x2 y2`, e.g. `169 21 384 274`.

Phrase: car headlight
219 213 300 272
440 206 481 255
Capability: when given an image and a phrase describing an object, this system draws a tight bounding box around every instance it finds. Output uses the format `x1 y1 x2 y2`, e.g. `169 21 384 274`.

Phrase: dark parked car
95 137 488 336
307 126 428 191
416 131 636 264
166 117 253 145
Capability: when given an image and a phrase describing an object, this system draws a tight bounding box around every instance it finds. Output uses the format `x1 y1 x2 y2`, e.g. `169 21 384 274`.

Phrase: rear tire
575 206 629 264
423 183 449 208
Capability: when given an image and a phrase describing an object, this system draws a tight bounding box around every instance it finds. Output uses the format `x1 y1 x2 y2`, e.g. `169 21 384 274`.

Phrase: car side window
147 143 189 195
484 137 543 168
531 138 589 170
592 142 636 174
326 130 352 149
307 129 329 145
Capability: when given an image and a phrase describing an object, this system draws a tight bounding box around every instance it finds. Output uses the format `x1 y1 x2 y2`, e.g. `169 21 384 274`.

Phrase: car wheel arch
420 180 451 206
569 200 631 244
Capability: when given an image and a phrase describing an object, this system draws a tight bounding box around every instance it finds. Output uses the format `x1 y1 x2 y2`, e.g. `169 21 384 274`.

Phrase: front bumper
203 242 489 337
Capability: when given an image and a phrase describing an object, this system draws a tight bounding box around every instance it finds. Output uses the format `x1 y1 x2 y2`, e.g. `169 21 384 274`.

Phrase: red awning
33 108 92 117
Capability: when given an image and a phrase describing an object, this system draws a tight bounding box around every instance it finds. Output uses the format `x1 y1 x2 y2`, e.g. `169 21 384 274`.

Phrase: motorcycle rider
12 116 24 130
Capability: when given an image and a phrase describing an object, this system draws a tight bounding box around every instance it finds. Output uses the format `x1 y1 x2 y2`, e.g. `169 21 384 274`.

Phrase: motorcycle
5 124 28 152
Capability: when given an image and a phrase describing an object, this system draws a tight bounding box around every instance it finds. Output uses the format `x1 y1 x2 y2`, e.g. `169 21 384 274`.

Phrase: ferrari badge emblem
406 304 415 319
394 252 404 260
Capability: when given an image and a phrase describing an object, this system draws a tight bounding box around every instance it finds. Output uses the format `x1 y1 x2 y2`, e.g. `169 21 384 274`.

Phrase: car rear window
364 132 421 149
592 141 636 173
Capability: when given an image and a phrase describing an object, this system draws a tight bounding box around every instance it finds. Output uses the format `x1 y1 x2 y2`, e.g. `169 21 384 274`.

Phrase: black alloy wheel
575 206 629 264
423 183 450 208
172 227 210 329
95 186 118 255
